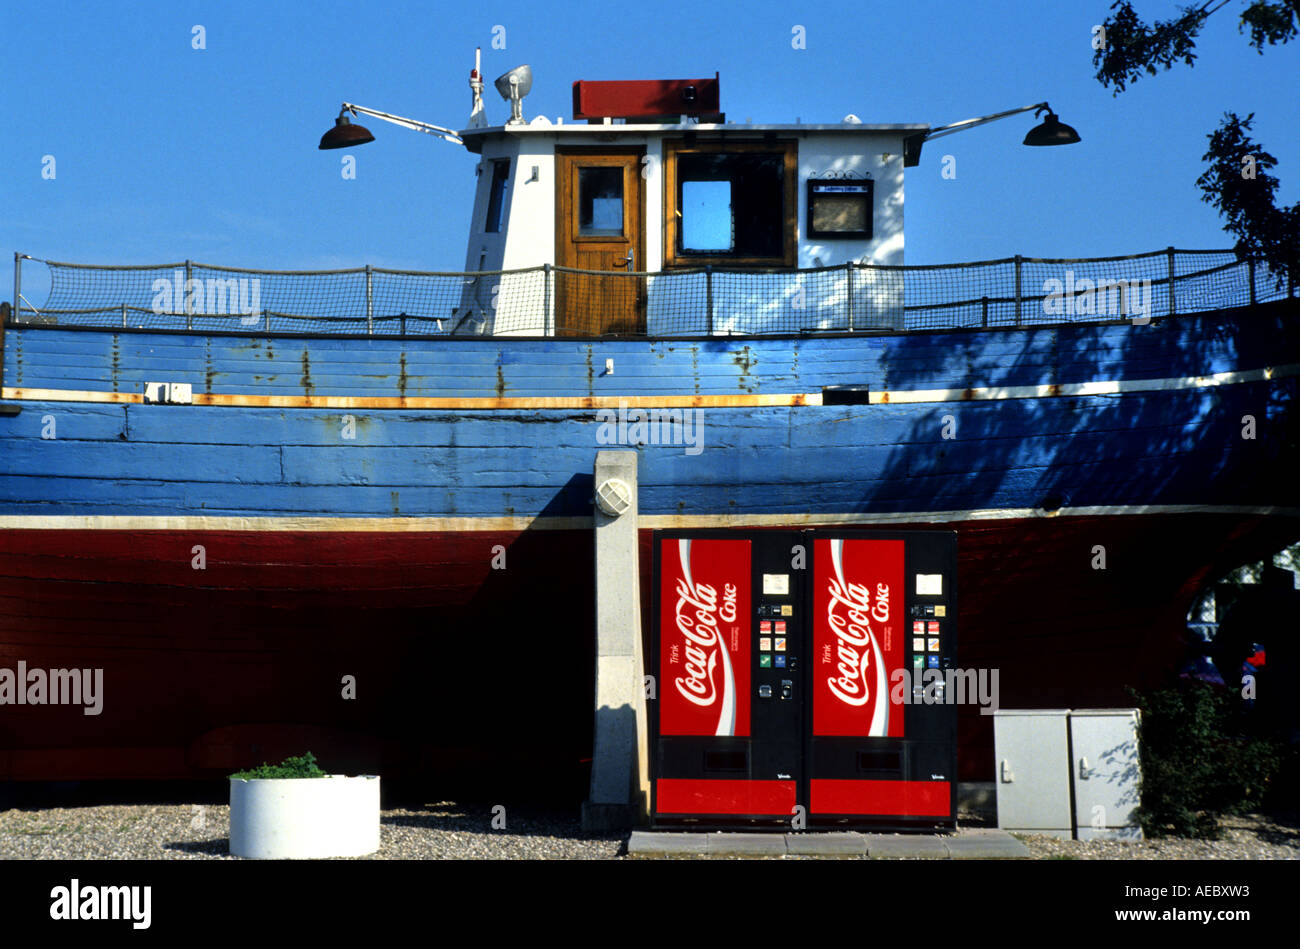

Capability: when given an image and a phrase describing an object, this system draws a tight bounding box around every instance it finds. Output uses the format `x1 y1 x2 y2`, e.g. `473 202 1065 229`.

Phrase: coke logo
674 579 737 707
719 583 737 624
825 577 891 707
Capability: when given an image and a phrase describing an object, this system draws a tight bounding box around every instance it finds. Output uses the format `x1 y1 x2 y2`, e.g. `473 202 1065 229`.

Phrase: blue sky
4 0 1297 301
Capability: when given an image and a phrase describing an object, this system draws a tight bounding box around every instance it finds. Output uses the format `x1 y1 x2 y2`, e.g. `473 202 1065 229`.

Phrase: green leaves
1092 1 1297 90
1131 682 1283 838
1092 1 1216 94
1239 0 1300 51
1196 112 1299 291
230 751 328 780
1093 4 1299 290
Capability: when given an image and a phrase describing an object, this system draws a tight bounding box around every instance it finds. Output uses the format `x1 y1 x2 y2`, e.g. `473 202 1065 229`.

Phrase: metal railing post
1167 246 1176 316
1248 258 1257 306
365 265 374 335
705 266 714 334
543 263 552 336
2 252 18 396
981 296 989 327
845 261 855 332
185 260 193 330
1014 255 1023 327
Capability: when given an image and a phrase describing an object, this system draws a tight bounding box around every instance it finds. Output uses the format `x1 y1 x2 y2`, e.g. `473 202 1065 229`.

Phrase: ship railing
8 248 1294 338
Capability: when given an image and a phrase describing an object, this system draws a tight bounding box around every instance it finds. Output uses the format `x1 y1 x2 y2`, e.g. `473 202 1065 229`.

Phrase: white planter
229 774 380 859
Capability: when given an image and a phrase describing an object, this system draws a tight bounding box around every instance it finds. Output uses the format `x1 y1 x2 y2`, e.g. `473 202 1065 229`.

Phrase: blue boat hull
1 300 1296 788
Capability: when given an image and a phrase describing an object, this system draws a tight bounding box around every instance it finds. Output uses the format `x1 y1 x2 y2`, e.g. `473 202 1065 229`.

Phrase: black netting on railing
12 250 1293 338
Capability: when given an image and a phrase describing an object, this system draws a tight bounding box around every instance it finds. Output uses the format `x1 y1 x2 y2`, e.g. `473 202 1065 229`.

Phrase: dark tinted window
485 160 510 233
677 152 784 258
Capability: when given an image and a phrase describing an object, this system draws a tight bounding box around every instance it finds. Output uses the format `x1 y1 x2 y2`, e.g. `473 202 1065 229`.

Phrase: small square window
807 179 873 239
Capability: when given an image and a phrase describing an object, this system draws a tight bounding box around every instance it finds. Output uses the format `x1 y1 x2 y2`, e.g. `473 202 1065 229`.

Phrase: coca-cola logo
674 579 737 707
825 577 890 707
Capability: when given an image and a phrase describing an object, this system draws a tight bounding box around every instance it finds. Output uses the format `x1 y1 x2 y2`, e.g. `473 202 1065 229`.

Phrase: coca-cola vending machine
651 529 957 830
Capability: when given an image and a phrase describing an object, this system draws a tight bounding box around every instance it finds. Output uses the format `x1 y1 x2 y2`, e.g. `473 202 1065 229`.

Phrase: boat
1 62 1297 795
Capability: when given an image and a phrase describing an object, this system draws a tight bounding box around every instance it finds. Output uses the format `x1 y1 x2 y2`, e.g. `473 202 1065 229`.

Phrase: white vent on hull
143 382 193 405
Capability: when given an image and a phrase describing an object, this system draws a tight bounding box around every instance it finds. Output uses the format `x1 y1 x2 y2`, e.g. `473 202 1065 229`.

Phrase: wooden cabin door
555 149 645 335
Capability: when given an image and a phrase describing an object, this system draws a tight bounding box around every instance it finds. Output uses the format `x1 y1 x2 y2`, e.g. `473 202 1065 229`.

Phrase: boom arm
339 102 463 145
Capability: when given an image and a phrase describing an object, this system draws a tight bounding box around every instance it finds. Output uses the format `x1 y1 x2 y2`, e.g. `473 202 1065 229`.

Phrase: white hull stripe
869 362 1300 404
0 504 1295 532
2 361 1296 410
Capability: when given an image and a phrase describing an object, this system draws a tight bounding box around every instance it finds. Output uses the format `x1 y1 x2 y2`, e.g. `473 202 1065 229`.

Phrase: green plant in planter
230 752 328 780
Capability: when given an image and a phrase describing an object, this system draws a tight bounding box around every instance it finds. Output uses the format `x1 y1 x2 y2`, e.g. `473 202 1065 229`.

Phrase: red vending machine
652 532 798 824
651 529 957 830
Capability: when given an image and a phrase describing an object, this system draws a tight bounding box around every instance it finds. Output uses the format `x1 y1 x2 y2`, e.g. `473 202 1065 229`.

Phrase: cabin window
484 159 510 233
577 166 625 237
664 140 797 267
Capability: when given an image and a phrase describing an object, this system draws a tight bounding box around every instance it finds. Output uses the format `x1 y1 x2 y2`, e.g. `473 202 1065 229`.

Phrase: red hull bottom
0 512 1294 788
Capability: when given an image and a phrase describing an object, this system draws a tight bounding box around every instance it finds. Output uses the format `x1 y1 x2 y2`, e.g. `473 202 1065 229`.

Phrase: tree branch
1092 0 1230 93
1196 113 1300 290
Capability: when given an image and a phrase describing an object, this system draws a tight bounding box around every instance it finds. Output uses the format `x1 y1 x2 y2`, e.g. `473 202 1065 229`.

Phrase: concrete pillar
581 450 650 831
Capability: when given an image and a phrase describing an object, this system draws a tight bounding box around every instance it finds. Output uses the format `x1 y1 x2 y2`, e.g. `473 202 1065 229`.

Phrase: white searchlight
494 65 533 126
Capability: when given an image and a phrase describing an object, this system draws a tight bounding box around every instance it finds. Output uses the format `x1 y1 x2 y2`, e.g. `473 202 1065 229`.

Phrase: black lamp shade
1024 112 1080 147
319 114 375 150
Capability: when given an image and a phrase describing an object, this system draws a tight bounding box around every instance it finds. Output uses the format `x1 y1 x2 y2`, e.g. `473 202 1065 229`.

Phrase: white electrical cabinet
1070 709 1142 841
992 709 1073 838
993 708 1142 841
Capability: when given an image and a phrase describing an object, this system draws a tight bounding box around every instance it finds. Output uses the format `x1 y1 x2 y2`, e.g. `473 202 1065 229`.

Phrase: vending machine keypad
756 598 797 703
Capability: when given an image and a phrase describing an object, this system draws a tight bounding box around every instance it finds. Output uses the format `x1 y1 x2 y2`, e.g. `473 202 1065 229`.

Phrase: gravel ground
0 801 625 860
2 803 1296 859
1015 813 1300 860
